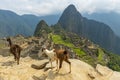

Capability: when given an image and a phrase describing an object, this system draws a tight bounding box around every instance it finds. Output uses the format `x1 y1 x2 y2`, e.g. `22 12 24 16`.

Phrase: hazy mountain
58 4 120 54
39 15 60 26
22 14 60 28
0 9 59 38
21 14 40 30
0 10 33 37
83 12 120 37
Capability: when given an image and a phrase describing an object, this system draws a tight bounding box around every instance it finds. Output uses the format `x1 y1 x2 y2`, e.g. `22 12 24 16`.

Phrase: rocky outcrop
0 55 120 80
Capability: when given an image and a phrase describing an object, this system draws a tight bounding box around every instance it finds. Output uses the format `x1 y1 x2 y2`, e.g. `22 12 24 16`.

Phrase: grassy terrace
50 34 96 66
98 48 104 61
49 34 120 71
51 34 85 56
97 48 106 65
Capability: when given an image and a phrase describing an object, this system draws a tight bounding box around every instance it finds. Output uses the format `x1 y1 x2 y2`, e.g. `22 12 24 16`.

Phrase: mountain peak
58 4 82 32
65 4 77 13
67 4 76 9
39 20 47 25
34 20 50 37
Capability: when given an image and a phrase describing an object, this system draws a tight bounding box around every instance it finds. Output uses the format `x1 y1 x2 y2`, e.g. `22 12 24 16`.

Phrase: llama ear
42 48 46 52
42 48 44 52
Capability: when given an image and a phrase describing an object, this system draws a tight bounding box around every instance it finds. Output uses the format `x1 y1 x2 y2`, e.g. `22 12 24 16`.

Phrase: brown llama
41 47 71 73
54 49 71 73
7 37 22 65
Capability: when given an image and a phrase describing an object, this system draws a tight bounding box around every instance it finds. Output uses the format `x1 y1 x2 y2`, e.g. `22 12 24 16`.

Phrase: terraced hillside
0 34 120 80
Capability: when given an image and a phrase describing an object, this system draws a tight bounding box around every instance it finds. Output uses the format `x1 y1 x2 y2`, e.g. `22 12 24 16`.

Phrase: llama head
6 37 11 42
41 47 48 57
41 47 46 52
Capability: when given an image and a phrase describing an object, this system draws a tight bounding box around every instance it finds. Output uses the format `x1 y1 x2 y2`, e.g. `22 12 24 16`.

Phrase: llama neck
44 49 55 59
8 39 12 47
45 49 53 54
44 49 50 55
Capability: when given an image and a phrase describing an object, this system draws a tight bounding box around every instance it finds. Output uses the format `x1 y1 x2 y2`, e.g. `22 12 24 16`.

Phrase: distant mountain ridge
21 14 40 30
58 4 120 54
0 9 59 37
0 10 33 37
22 14 60 26
83 12 120 37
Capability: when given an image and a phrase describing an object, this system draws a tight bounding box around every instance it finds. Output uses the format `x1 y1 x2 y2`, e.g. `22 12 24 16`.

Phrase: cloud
0 0 120 16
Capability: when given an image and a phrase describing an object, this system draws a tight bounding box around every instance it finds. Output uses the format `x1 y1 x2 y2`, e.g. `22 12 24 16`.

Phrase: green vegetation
51 34 85 56
82 55 96 67
73 48 85 56
34 20 52 37
98 48 104 60
48 28 120 72
107 53 120 71
52 33 120 71
52 34 74 47
97 48 106 65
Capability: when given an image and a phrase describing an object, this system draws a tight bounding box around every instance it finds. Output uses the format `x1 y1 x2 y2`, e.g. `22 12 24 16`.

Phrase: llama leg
17 51 20 65
13 53 16 61
65 59 71 73
51 61 53 69
56 59 58 71
58 59 63 72
16 55 19 65
16 52 20 65
17 59 19 65
49 59 53 69
18 51 21 63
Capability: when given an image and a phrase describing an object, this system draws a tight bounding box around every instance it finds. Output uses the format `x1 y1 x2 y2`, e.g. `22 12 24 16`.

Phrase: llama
42 47 71 73
42 47 56 69
54 49 71 73
7 38 22 65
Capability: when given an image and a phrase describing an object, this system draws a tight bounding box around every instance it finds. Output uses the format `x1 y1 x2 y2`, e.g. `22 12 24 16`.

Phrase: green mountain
0 10 33 37
58 4 120 54
34 20 51 37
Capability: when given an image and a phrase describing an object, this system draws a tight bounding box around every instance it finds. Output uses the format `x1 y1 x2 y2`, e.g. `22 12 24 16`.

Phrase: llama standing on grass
42 47 71 73
7 38 22 65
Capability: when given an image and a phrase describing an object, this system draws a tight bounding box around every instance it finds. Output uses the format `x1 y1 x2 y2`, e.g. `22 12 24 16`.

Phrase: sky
0 0 120 16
